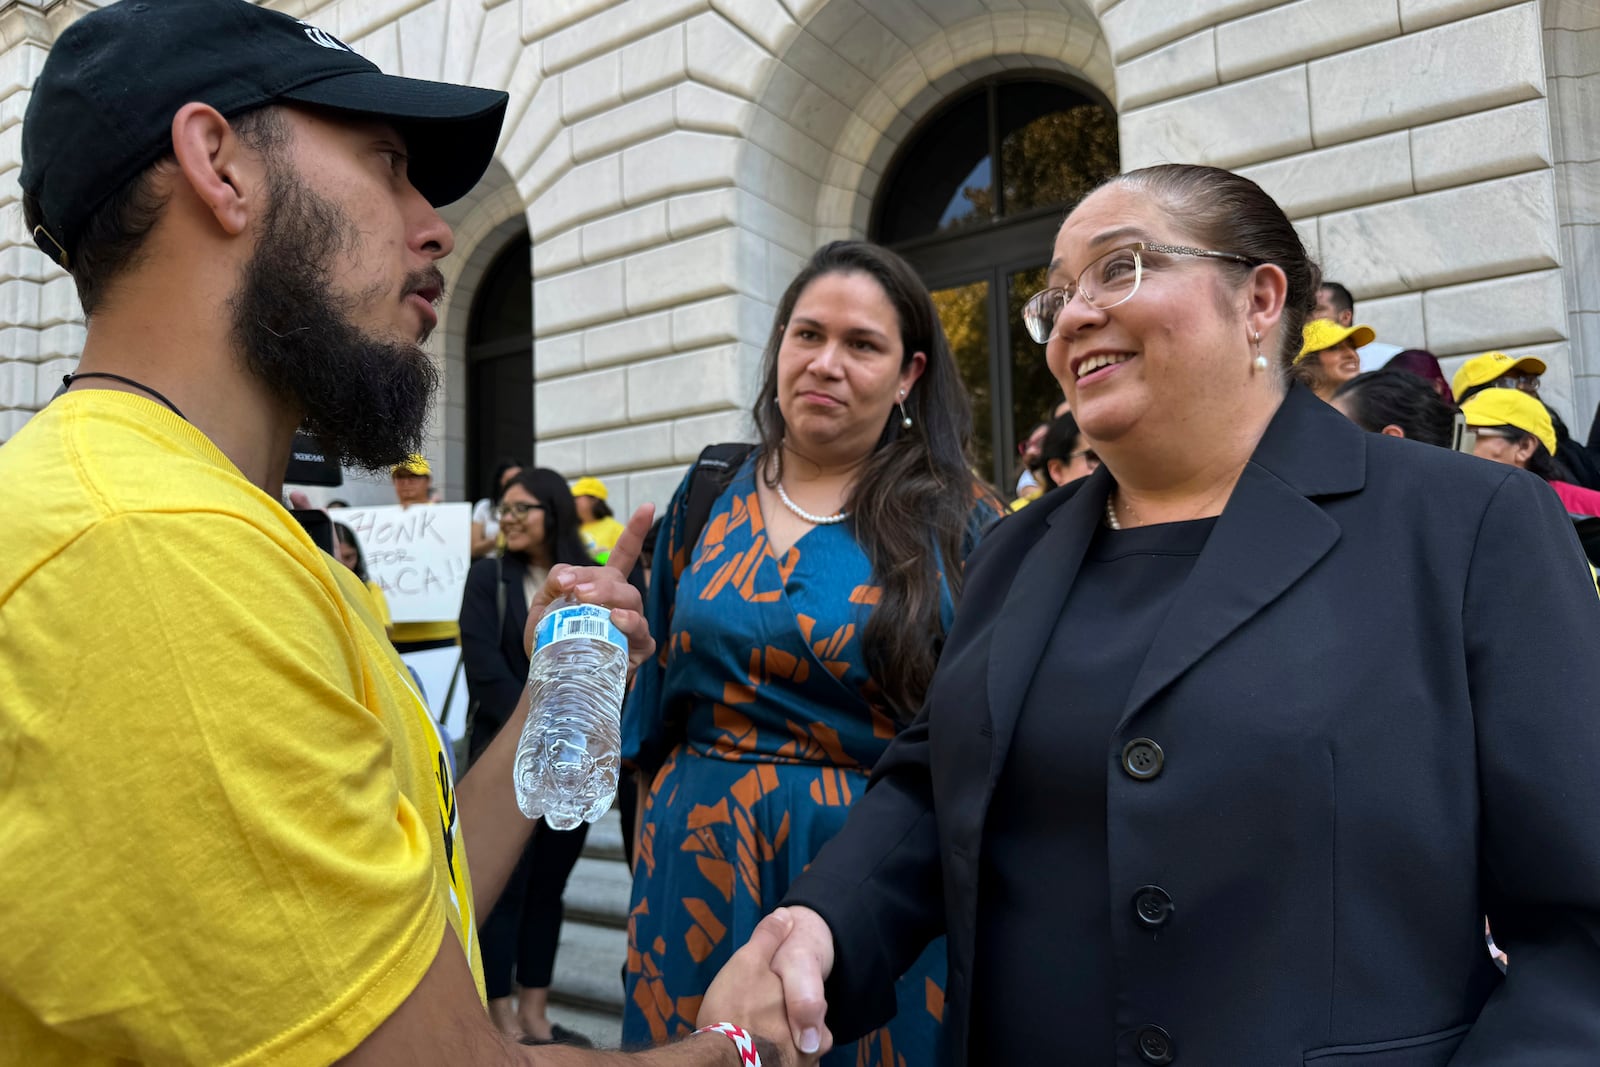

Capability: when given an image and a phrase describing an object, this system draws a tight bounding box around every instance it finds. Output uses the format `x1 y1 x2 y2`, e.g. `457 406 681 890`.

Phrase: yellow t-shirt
364 579 393 631
0 391 483 1066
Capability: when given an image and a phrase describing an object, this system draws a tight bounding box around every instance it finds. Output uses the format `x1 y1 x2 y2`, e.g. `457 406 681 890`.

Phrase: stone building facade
0 0 1594 513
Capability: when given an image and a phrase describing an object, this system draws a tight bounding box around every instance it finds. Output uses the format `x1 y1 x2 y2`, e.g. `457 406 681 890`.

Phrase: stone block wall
1111 0 1585 422
0 0 1592 512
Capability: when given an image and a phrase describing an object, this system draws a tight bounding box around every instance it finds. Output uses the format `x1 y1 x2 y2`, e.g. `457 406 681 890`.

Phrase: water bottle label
535 603 626 652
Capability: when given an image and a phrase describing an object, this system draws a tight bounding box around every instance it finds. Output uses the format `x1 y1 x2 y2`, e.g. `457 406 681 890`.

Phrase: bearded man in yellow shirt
0 2 804 1065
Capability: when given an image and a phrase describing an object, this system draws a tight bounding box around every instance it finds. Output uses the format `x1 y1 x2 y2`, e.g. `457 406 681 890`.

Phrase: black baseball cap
20 0 509 269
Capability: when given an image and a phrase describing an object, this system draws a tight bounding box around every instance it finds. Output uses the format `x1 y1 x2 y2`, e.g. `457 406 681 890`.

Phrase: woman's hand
699 908 821 1067
767 905 836 1057
524 503 656 673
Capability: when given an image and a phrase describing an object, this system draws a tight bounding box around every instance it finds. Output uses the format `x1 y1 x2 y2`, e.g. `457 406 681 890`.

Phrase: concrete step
564 851 633 928
548 806 633 1041
583 806 627 862
550 911 628 1012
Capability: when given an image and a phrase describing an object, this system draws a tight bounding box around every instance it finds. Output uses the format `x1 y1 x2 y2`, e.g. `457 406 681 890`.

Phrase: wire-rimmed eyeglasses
1021 242 1258 344
495 501 548 521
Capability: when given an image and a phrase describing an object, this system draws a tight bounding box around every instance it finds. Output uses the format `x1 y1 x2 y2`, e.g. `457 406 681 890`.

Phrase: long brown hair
751 241 985 722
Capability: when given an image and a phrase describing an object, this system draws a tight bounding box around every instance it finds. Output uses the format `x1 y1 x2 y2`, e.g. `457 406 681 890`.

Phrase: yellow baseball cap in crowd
1460 388 1556 456
391 454 431 477
1449 350 1547 401
571 476 609 500
1296 319 1376 364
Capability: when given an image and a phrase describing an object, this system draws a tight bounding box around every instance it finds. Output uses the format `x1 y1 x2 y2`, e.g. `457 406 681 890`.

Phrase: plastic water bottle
514 597 628 830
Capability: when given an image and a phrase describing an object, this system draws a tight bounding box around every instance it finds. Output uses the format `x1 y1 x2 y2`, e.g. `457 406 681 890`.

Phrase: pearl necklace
775 480 848 525
1105 490 1138 530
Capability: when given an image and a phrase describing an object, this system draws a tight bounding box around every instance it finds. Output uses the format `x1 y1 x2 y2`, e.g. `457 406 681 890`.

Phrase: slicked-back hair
1102 164 1322 372
24 106 288 317
751 240 986 722
1332 370 1456 449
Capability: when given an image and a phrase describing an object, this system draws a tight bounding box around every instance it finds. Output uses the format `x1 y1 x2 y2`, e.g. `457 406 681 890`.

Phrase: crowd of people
5 2 1600 1066
1008 284 1600 548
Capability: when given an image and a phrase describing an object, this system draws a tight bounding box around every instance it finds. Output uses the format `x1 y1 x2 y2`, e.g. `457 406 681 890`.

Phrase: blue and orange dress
621 455 982 1065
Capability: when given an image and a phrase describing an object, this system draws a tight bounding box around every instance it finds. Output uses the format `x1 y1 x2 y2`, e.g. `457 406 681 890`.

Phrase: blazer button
1136 1024 1175 1064
1132 885 1174 928
1121 738 1164 780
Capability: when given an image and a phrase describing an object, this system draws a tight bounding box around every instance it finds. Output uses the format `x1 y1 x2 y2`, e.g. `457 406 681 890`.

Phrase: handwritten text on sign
339 503 470 623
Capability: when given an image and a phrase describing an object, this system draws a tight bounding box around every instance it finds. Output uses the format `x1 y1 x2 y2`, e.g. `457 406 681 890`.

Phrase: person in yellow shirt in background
572 475 627 564
0 1 803 1064
388 453 464 653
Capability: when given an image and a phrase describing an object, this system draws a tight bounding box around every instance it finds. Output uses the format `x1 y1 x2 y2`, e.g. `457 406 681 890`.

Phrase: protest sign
339 503 471 623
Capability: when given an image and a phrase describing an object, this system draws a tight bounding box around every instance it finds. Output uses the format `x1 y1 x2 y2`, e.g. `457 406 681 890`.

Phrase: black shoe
518 1024 594 1048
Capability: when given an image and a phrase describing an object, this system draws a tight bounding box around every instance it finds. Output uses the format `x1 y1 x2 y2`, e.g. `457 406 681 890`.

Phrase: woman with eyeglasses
1461 388 1600 519
458 468 602 1048
695 164 1600 1066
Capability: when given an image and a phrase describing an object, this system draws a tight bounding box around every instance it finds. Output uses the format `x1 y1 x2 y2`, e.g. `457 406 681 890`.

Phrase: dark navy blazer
786 385 1600 1066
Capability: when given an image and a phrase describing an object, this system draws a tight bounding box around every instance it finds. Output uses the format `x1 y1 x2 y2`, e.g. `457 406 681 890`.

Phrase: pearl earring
898 390 912 429
1252 330 1269 372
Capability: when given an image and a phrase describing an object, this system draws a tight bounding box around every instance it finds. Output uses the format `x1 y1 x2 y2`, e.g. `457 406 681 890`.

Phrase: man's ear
169 103 262 238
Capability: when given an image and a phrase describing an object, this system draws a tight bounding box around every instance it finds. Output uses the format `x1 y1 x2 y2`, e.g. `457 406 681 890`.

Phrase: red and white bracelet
693 1022 762 1066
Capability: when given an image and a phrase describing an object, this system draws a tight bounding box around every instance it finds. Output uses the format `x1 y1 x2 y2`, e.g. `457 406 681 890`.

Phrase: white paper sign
400 645 471 749
340 503 471 623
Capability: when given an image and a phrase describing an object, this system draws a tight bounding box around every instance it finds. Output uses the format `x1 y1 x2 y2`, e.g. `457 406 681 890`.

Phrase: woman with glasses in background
726 163 1600 1066
459 468 601 1048
1461 388 1600 518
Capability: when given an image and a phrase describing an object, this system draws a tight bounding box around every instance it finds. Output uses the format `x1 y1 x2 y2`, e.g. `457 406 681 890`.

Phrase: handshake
695 906 837 1067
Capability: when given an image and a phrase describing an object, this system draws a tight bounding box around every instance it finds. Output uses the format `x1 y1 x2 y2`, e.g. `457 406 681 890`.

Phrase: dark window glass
875 90 991 243
999 96 1120 217
874 76 1118 492
932 279 994 481
467 235 534 501
1008 265 1060 448
469 239 532 345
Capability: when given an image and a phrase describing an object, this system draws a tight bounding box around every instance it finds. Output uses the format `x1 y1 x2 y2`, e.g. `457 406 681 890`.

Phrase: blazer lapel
502 557 530 655
1118 386 1366 724
985 469 1112 787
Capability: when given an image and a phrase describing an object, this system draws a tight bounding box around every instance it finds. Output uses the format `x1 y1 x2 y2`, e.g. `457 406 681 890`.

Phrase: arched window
874 76 1118 493
465 233 533 501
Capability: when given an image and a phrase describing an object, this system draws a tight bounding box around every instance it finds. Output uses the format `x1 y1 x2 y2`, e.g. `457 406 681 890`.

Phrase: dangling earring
898 389 913 429
1252 330 1269 372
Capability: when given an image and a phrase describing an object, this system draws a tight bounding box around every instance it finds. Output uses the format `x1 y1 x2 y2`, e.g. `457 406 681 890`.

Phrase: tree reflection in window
876 80 1119 245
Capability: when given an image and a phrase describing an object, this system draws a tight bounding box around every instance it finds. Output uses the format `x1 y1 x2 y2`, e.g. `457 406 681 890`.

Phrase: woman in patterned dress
620 241 998 1065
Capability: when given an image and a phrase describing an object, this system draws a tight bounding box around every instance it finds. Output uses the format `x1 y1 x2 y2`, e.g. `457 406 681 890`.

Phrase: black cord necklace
62 372 186 421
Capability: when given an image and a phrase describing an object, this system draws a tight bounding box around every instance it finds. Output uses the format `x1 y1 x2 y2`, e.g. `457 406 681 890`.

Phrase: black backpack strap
682 442 756 554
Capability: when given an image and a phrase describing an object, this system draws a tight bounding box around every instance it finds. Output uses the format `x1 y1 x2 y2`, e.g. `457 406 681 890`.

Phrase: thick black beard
231 166 441 474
